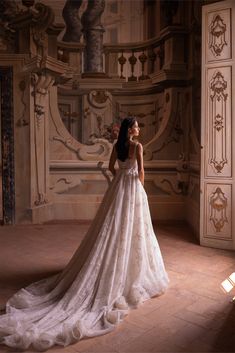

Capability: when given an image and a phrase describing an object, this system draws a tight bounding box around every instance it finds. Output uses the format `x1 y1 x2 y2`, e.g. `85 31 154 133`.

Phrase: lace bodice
117 158 138 177
117 143 138 175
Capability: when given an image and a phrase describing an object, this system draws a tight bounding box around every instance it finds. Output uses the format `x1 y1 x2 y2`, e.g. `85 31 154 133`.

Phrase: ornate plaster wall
0 0 201 229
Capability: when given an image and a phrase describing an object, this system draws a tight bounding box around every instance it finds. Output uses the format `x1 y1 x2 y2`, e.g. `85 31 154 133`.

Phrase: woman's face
129 121 140 138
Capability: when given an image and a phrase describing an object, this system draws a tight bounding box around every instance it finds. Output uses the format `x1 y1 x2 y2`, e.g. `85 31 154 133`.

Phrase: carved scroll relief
205 183 232 240
82 90 114 144
31 73 54 206
207 9 231 62
206 67 231 177
50 87 112 161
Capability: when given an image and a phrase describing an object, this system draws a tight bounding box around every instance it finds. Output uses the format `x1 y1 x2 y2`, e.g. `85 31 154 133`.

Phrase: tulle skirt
0 168 169 351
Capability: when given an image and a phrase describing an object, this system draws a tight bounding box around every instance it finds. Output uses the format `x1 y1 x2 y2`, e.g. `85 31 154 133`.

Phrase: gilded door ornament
209 71 228 173
209 14 227 57
209 187 228 232
214 114 223 131
210 71 227 99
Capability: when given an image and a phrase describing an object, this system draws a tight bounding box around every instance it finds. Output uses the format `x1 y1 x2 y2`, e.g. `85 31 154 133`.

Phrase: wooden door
200 0 235 249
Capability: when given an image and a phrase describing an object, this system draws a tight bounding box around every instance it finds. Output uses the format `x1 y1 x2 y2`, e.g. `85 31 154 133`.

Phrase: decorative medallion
88 90 111 109
214 114 223 131
209 14 227 57
209 187 228 232
210 71 228 100
92 90 109 104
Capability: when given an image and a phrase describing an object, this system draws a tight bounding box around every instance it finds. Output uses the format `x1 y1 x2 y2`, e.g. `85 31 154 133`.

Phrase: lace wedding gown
0 154 169 351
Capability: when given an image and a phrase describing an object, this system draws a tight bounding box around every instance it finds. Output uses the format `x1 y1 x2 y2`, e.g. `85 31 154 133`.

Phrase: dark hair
115 117 137 161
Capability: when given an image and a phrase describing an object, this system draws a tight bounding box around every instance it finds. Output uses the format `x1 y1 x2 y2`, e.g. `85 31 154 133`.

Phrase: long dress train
0 152 169 351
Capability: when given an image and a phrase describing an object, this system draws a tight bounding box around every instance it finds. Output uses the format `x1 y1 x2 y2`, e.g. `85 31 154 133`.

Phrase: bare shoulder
136 142 143 152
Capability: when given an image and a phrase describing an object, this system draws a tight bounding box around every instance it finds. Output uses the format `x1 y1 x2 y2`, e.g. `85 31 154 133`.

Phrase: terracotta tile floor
0 223 234 353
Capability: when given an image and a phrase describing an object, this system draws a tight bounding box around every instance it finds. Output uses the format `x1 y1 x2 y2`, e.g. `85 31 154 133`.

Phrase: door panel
201 0 234 249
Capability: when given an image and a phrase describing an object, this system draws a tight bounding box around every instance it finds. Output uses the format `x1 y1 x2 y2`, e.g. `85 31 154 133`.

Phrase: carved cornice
22 55 71 76
62 77 124 91
0 54 28 63
57 41 85 52
49 160 178 171
150 67 188 84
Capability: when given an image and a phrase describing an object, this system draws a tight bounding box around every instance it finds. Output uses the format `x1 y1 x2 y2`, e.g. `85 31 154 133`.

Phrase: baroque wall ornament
209 14 227 57
32 3 54 62
143 91 172 160
161 154 189 196
32 72 55 127
144 90 183 160
209 187 228 232
209 71 228 173
49 87 112 161
88 90 110 108
82 90 115 144
31 72 54 206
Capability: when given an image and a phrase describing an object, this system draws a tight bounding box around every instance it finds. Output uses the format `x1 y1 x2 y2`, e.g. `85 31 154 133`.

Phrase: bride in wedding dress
0 117 169 351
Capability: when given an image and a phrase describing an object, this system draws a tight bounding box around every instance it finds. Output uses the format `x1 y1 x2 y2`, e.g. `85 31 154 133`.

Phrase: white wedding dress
0 153 169 351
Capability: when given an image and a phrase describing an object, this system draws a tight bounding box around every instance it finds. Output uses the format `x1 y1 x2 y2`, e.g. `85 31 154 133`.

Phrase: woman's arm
136 143 144 185
108 144 117 176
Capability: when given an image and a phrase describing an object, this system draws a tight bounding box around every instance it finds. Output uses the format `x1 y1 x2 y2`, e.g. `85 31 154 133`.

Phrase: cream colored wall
0 0 202 228
50 84 187 222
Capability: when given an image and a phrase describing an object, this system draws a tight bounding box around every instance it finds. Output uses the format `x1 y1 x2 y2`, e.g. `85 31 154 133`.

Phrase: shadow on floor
156 223 199 245
212 301 235 352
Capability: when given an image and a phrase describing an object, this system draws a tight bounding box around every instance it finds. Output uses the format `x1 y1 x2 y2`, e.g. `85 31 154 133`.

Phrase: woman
0 117 169 351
